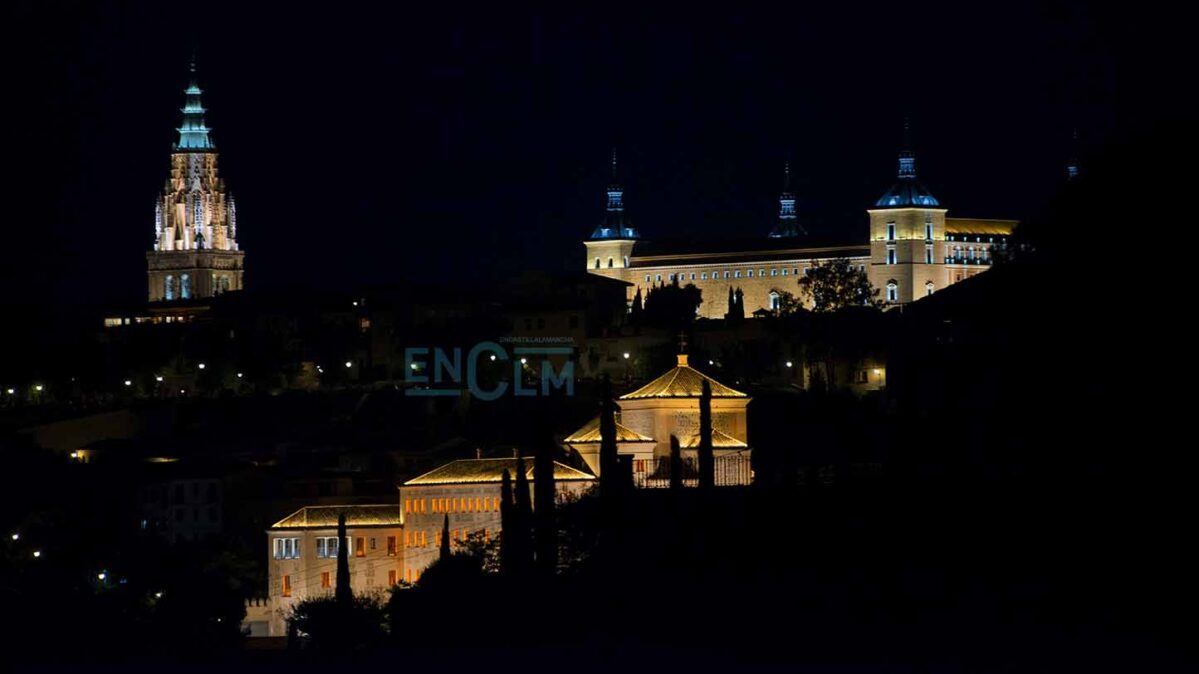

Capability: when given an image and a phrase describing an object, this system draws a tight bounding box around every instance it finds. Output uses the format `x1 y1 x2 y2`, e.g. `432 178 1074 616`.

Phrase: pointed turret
590 149 639 239
175 59 214 151
769 160 808 238
1066 128 1080 181
875 119 940 208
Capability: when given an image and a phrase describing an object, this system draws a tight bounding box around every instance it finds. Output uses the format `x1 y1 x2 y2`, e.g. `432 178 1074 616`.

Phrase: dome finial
1066 128 1080 181
897 118 916 178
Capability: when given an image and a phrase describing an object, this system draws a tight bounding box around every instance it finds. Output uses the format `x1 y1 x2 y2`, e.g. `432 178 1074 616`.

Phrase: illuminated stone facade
585 147 1014 316
146 64 245 303
263 505 403 637
565 354 753 486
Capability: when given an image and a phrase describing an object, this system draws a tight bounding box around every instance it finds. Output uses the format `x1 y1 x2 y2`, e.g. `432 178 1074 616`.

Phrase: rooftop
563 416 656 444
620 354 749 400
271 504 401 530
404 457 596 486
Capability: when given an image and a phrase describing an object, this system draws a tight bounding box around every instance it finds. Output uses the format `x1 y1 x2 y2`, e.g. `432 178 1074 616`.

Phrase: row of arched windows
163 274 192 301
594 256 631 269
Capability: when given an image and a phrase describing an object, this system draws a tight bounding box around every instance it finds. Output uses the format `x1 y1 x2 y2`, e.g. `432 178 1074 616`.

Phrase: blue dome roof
874 151 940 208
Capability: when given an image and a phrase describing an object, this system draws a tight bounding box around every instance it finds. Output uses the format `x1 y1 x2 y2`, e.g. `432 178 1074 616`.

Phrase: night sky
4 2 1181 311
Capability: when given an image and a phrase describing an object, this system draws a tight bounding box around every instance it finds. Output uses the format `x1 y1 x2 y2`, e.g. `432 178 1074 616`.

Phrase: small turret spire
769 158 806 238
176 57 213 151
590 148 638 239
1066 128 1080 181
897 118 916 178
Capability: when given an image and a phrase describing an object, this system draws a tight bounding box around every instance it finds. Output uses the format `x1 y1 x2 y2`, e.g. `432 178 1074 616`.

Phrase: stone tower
866 122 948 304
768 161 807 239
583 150 639 278
146 61 245 303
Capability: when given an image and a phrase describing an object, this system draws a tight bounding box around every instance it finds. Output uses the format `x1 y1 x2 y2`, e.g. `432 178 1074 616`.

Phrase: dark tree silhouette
439 514 451 562
797 258 882 312
698 380 714 490
534 440 558 576
669 434 683 491
335 513 351 607
499 468 513 574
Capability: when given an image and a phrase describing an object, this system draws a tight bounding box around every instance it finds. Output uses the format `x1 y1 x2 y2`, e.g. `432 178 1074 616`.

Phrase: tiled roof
678 428 749 449
944 218 1017 236
271 504 401 529
620 355 748 400
404 458 595 486
563 416 655 444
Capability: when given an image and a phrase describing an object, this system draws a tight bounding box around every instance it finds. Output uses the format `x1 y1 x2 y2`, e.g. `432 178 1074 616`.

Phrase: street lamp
32 550 41 558
155 375 164 383
97 572 107 581
236 372 243 379
197 363 206 370
124 380 132 387
623 352 630 360
785 361 793 368
344 361 352 369
34 384 43 392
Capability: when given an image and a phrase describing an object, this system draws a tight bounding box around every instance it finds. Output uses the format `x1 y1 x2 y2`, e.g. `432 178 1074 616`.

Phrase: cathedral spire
769 160 806 238
176 58 214 151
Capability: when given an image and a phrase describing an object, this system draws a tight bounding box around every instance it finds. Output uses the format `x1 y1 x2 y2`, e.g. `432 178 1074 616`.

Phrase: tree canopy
796 258 882 312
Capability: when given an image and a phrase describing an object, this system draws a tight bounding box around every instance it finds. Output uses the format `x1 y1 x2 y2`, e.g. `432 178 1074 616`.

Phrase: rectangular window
886 222 896 241
887 247 896 265
369 537 377 551
387 536 397 556
404 499 411 514
388 570 397 586
355 537 366 557
282 575 292 597
925 245 933 264
925 221 933 240
321 571 331 589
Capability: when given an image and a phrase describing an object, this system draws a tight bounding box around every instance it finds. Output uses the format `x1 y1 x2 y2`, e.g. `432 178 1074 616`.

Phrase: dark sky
3 1 1179 310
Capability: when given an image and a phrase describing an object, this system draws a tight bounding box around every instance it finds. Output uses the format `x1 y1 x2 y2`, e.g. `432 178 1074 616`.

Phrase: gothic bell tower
146 61 245 303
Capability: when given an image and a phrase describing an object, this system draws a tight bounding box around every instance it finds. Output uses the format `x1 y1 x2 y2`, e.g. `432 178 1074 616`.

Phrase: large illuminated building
584 137 1016 316
145 62 245 303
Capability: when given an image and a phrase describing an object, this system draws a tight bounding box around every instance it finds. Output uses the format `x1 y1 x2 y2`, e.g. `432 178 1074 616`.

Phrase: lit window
623 256 629 267
355 537 365 557
180 273 191 299
282 575 292 597
782 268 788 276
771 269 777 277
321 571 331 588
926 282 935 297
690 273 696 280
164 275 176 301
645 275 651 282
701 272 707 280
388 570 397 586
723 271 730 279
886 282 898 302
768 292 781 311
747 270 753 278
734 271 741 278
886 222 896 241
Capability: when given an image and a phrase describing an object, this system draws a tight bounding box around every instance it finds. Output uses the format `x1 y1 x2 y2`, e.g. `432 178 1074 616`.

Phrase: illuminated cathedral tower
146 61 245 302
583 150 639 278
768 161 807 238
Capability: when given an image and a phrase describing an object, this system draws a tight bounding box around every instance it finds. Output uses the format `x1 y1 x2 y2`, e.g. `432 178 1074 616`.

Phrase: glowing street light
197 363 206 370
520 358 528 365
70 451 78 459
97 572 107 581
5 388 13 395
344 361 352 369
236 372 243 379
155 375 164 382
622 352 630 359
489 355 496 361
179 388 186 394
154 591 163 599
34 384 44 392
785 361 793 368
124 380 132 387
32 550 41 558
10 533 18 541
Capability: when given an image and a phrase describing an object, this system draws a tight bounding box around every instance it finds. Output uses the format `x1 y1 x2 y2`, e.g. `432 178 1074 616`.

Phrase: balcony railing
632 454 753 488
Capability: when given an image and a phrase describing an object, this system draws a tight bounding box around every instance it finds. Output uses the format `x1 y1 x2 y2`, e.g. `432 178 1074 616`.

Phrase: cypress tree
631 287 643 320
533 441 558 576
513 456 534 574
669 434 683 490
599 375 619 484
500 469 513 574
335 512 351 607
698 380 715 490
439 513 451 562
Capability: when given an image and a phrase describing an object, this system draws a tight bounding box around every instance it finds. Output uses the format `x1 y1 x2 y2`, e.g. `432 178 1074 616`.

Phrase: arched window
180 273 192 300
594 258 601 269
734 270 741 278
768 291 781 311
607 257 614 268
925 281 935 297
886 281 898 303
701 272 708 280
656 274 662 282
164 275 176 301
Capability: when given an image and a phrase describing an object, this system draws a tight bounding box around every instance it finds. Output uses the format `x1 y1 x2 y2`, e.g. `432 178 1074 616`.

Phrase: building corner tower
146 61 245 303
866 122 948 305
583 150 639 280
